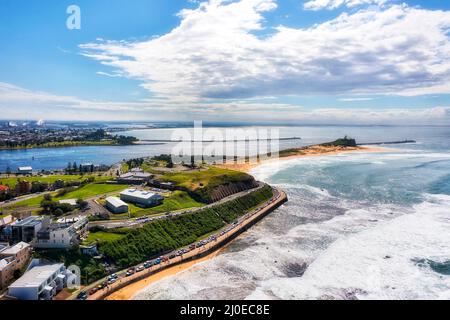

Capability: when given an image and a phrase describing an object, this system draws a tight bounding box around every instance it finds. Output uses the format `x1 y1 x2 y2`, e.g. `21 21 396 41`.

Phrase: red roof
0 185 9 191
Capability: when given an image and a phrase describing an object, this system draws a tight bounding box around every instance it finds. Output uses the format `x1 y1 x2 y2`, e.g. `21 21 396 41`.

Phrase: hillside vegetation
99 185 274 267
157 166 258 203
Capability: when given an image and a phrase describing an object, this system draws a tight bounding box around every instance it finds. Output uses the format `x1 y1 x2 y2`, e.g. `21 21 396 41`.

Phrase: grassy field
83 231 126 245
159 166 251 190
11 184 128 208
112 191 204 219
0 174 110 189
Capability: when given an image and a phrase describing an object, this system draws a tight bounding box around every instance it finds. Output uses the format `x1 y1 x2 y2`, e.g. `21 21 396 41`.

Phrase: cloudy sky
1 0 450 124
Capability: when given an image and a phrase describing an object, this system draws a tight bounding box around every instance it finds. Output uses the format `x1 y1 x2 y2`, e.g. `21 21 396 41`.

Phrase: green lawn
11 184 129 208
158 166 251 191
112 191 204 219
0 174 110 189
83 231 126 245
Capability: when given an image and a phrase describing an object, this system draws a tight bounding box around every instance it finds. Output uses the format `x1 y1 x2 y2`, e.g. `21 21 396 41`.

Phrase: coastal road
89 182 266 229
74 186 287 301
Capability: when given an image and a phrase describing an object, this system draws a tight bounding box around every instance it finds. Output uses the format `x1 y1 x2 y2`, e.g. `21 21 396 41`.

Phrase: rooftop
120 189 162 200
18 166 33 171
12 216 43 228
58 199 77 206
0 242 30 256
106 196 128 208
8 264 64 289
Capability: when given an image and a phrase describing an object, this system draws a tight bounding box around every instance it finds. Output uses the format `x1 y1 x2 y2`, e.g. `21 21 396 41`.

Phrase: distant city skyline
1 0 450 124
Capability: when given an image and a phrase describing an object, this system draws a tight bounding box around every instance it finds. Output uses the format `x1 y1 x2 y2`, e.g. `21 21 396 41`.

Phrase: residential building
120 189 164 208
8 263 75 300
0 242 31 289
34 217 88 249
17 166 33 175
105 196 129 214
10 216 50 244
0 185 10 195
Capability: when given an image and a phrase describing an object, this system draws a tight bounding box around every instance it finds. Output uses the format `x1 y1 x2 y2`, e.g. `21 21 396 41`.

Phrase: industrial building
17 166 33 175
120 189 164 208
105 196 129 214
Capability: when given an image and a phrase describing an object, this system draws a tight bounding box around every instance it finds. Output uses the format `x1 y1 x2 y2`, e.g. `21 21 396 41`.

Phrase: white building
8 263 74 300
34 217 88 249
105 196 129 214
120 189 164 208
17 166 33 175
58 199 78 206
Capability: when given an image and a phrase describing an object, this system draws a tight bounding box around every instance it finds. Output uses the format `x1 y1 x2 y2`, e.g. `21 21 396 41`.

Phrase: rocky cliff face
191 177 259 203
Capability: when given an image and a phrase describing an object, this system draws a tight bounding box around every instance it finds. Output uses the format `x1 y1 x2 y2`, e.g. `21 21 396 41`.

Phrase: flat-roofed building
105 196 129 214
58 199 77 206
10 216 50 244
34 217 88 249
117 172 153 185
120 189 164 208
17 166 33 175
8 263 73 300
0 242 31 289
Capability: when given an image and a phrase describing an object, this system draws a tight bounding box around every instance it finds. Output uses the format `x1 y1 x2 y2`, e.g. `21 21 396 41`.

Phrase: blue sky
1 0 450 124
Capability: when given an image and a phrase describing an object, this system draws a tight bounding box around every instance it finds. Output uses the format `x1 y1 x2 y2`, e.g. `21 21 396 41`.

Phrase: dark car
77 292 88 300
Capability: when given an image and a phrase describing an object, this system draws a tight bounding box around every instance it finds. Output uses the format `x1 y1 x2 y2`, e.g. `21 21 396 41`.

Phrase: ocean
1 125 449 299
129 126 450 300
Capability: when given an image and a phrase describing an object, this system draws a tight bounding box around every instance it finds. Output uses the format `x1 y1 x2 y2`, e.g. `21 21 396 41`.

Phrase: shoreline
91 188 287 301
218 145 390 173
98 146 389 300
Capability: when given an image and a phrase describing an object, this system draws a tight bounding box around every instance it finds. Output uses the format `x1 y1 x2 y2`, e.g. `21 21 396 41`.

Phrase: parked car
136 266 145 272
77 292 88 300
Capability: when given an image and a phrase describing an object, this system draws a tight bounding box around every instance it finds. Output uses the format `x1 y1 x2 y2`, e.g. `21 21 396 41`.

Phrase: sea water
133 126 450 300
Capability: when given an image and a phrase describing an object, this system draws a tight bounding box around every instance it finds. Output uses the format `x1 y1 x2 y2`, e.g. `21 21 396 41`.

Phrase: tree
6 166 11 175
77 198 89 210
54 208 64 217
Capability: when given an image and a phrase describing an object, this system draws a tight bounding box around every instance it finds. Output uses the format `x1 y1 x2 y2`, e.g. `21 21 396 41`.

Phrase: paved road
72 186 286 301
89 182 265 229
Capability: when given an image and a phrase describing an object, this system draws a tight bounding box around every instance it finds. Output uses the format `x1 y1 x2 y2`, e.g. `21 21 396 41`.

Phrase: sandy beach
218 145 389 173
104 146 388 300
106 245 228 300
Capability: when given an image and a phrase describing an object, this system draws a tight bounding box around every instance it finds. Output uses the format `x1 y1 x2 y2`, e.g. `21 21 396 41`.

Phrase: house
8 263 75 300
120 189 164 208
17 166 33 175
117 172 153 185
105 196 129 214
10 216 50 244
0 185 10 195
34 217 88 249
0 242 31 289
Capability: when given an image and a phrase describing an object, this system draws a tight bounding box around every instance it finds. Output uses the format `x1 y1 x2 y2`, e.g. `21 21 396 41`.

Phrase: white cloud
303 0 388 11
1 82 449 125
79 1 450 102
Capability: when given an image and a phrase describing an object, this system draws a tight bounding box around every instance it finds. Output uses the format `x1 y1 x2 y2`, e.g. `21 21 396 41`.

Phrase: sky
1 0 450 124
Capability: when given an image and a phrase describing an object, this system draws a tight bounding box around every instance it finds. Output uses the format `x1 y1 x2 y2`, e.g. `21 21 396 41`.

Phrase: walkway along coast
81 186 287 300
